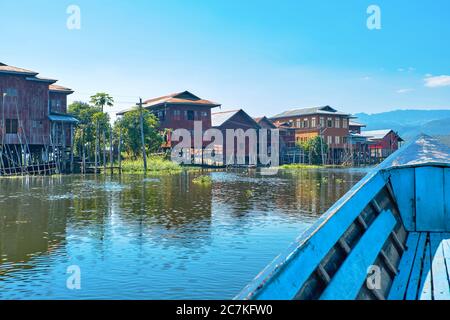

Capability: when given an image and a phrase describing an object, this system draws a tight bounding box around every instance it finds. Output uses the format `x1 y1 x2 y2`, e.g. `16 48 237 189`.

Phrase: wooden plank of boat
236 171 387 300
443 233 450 287
416 167 446 232
418 241 432 300
445 169 450 231
388 232 420 300
320 210 397 300
405 233 428 300
389 168 415 231
430 233 450 300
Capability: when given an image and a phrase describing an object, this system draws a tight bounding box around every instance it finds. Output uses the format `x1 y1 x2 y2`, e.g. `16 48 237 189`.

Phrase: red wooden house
0 62 76 171
361 129 404 158
117 91 221 148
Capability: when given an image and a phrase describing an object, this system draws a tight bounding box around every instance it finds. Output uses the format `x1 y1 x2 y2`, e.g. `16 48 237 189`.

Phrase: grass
192 175 212 186
280 164 324 170
120 156 182 174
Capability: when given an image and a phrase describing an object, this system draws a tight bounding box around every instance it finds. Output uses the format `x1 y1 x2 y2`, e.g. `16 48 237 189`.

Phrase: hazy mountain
354 109 450 140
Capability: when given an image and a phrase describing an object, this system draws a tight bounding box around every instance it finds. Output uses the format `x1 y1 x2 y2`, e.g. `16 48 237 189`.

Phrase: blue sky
1 0 450 119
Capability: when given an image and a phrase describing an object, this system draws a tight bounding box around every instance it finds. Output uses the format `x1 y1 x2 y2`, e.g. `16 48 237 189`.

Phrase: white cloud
396 88 414 94
424 75 450 88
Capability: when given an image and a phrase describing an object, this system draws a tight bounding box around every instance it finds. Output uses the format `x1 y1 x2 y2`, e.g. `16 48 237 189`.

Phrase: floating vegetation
245 189 254 197
281 164 323 170
192 175 212 186
121 156 182 174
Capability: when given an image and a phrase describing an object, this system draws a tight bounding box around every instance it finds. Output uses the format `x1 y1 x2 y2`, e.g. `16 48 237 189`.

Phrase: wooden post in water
109 125 113 174
137 98 147 173
103 130 107 173
118 127 122 174
95 121 99 175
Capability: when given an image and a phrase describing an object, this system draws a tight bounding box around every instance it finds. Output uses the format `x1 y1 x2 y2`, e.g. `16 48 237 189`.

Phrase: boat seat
388 232 450 300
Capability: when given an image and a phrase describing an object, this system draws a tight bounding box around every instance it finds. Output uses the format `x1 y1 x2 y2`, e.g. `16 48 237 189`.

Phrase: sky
1 0 450 121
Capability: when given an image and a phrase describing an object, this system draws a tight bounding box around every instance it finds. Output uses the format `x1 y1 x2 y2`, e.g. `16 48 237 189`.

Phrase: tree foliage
297 136 328 165
115 108 163 158
68 101 110 157
90 93 114 113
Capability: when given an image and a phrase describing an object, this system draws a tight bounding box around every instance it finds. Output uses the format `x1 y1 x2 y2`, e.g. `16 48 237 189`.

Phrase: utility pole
137 98 147 172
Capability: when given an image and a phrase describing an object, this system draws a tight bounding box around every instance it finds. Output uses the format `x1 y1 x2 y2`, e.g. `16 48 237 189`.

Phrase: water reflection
0 168 368 299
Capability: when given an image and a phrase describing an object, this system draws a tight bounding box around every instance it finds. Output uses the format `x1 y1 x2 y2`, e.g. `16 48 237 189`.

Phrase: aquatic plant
120 156 181 173
192 175 212 185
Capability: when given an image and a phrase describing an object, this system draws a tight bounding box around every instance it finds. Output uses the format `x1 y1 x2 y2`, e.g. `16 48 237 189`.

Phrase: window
335 118 340 128
157 110 165 121
342 118 348 128
327 118 333 128
50 99 61 111
311 117 317 128
320 117 325 128
327 136 333 145
335 136 340 144
186 110 194 121
296 119 301 128
5 119 18 134
303 119 309 128
173 110 181 120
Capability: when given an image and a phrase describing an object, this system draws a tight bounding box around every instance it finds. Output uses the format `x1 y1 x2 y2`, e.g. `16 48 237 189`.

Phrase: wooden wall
389 166 450 232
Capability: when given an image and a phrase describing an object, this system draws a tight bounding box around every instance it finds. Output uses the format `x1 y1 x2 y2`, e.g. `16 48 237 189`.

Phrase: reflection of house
361 129 404 158
117 91 221 148
211 109 261 166
0 62 77 172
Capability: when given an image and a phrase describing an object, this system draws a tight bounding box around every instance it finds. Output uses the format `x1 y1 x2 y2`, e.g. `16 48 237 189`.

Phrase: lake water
0 169 368 299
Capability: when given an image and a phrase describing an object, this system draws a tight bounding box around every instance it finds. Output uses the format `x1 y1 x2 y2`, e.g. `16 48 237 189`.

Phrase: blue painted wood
430 233 450 300
388 233 420 300
389 168 415 231
405 233 428 300
445 169 450 231
320 210 397 300
442 233 450 283
238 171 387 300
415 167 445 232
418 241 432 300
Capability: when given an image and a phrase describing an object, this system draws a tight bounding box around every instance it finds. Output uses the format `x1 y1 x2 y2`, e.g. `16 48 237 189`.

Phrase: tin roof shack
349 120 366 134
271 106 352 164
211 109 262 167
0 63 76 174
361 129 404 158
117 91 221 148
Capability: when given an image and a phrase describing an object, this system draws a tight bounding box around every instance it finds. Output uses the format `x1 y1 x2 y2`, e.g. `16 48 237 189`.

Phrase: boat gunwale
235 134 450 300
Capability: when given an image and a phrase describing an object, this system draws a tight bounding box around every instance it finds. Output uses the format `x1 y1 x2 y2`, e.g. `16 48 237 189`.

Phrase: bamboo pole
137 98 147 172
109 125 113 174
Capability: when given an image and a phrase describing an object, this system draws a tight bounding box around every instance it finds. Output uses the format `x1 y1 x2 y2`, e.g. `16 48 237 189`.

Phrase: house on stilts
0 62 78 175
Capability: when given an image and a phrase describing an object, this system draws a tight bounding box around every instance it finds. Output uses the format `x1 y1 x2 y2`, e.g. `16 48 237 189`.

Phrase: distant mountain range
353 109 450 140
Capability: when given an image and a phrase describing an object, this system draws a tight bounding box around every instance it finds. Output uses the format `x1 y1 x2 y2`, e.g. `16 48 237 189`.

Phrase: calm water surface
0 169 368 299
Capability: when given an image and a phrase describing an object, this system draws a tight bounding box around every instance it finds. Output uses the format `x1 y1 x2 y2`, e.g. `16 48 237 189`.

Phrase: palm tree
90 93 114 113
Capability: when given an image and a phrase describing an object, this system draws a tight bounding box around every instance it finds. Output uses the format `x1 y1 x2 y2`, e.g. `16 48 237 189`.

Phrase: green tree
68 101 110 157
115 108 163 158
90 93 114 113
297 136 328 165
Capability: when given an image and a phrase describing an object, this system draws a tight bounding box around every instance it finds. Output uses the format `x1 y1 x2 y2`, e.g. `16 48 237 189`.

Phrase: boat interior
236 135 450 300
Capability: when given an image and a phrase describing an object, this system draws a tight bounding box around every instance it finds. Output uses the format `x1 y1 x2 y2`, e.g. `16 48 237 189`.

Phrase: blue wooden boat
236 135 450 300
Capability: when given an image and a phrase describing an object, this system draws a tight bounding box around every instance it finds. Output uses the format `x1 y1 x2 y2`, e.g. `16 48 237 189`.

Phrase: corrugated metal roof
49 114 79 123
349 120 366 127
0 63 38 76
211 110 241 127
360 129 393 140
117 91 221 115
271 106 351 119
49 84 74 94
